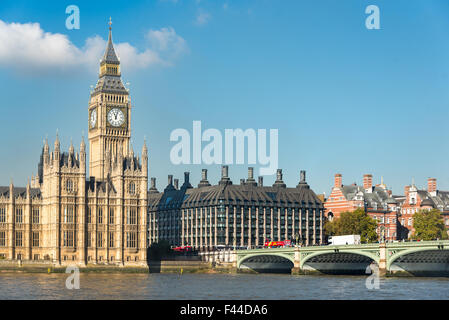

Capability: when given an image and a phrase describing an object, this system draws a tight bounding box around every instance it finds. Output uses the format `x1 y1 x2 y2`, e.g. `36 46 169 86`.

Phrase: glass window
15 231 23 247
15 208 23 223
32 208 40 224
0 207 6 223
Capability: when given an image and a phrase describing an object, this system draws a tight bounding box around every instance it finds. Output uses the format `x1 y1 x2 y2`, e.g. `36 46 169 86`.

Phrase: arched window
129 182 136 195
66 179 73 192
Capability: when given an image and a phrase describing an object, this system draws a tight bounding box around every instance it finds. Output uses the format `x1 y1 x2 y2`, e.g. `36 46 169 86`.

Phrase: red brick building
324 174 400 241
399 178 449 238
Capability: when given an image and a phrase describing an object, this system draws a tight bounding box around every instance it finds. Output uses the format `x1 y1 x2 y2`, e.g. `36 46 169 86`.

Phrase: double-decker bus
172 245 193 253
264 240 292 248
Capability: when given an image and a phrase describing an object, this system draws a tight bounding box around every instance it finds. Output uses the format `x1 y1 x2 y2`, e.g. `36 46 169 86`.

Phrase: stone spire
44 137 49 153
101 17 120 64
129 142 134 158
142 138 148 175
9 179 14 201
43 137 50 166
79 135 86 173
54 131 60 151
69 138 74 154
80 135 86 153
142 137 148 156
54 131 60 165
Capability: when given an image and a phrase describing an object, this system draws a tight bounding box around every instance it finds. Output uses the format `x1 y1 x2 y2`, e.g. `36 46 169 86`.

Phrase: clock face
107 108 125 127
90 109 97 128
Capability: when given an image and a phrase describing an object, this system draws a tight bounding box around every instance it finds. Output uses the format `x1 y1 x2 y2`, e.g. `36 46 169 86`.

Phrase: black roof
149 180 323 211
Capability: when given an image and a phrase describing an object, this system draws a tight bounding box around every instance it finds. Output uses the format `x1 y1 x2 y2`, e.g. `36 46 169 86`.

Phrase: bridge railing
235 240 449 253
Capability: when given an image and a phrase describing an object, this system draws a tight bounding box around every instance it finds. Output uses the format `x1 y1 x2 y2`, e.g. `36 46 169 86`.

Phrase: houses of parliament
0 23 148 266
0 23 326 267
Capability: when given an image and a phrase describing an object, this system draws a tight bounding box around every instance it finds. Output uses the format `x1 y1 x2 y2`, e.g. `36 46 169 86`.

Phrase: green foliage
325 208 378 243
412 209 448 241
148 240 172 260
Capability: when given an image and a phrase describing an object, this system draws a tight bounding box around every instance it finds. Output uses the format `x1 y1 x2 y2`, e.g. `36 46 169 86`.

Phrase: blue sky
1 0 449 196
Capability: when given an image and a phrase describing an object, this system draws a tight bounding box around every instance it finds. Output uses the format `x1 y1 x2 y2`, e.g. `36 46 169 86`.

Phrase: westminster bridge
230 241 449 276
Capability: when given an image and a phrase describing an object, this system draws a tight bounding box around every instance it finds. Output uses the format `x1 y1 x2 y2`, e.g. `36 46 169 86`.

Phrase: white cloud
195 11 211 26
0 19 188 74
146 27 188 60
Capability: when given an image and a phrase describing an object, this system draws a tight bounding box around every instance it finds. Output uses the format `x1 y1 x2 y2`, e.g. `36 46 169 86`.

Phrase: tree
412 209 448 241
325 208 378 243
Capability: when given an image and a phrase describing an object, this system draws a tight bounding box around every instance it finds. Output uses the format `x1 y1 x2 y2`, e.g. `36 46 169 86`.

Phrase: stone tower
88 18 131 181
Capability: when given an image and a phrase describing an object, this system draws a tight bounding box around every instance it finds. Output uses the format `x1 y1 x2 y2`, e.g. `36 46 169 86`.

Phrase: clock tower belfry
88 18 131 180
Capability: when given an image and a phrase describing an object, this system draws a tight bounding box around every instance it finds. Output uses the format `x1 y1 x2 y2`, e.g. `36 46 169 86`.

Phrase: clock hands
108 108 124 127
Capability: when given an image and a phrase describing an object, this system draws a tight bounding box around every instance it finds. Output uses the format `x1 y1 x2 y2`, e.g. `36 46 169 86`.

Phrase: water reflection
0 273 448 299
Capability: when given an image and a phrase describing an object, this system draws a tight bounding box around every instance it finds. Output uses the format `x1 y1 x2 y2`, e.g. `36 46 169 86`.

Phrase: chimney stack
174 179 179 190
428 178 437 193
184 172 190 184
248 167 254 180
246 167 257 186
258 176 263 187
219 165 232 185
297 170 309 188
273 169 286 188
198 169 211 188
334 174 342 188
300 170 306 183
168 175 173 186
363 174 373 190
404 185 410 196
222 165 229 178
277 169 283 181
149 177 158 193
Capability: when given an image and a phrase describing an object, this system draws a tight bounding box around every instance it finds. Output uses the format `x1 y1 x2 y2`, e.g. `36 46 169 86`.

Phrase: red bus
264 240 292 248
172 245 193 253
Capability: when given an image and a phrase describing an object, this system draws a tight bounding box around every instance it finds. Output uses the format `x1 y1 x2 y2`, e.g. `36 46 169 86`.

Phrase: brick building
324 174 400 241
400 178 449 237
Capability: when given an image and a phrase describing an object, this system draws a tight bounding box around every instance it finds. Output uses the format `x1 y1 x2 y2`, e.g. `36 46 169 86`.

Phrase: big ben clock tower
88 18 131 180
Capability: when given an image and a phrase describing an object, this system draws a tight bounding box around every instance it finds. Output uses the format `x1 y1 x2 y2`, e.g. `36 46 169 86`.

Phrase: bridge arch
237 252 294 272
300 250 379 269
387 247 449 271
300 249 379 275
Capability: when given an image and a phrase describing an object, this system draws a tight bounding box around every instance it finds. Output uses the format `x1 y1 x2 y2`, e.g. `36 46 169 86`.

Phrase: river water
0 273 448 299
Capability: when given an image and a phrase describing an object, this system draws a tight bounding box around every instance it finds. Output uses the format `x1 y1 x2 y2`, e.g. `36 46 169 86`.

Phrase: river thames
0 273 449 299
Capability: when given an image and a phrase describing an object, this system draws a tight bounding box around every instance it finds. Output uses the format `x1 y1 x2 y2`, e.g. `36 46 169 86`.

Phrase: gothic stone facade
0 25 148 266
